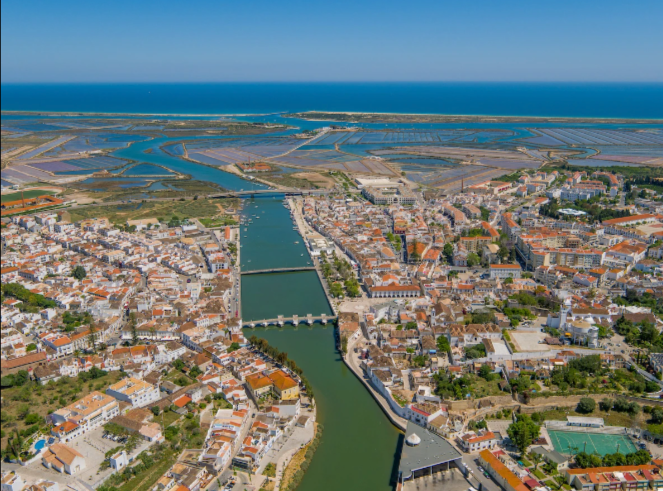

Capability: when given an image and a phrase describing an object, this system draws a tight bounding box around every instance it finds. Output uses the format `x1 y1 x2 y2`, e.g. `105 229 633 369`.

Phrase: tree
436 336 451 353
576 397 596 414
410 238 422 262
442 243 454 264
504 277 514 284
575 452 604 469
344 278 361 298
125 433 141 453
88 323 97 353
531 452 543 471
189 365 203 379
228 342 240 352
507 414 541 456
405 321 418 330
26 343 37 352
341 335 348 355
479 364 493 381
72 266 87 281
151 406 160 416
467 253 480 267
130 312 138 345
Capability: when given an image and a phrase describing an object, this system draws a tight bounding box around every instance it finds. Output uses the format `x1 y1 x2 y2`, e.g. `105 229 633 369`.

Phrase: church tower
560 297 572 330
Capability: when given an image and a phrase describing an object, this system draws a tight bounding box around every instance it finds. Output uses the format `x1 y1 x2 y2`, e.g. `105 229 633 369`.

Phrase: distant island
285 111 663 125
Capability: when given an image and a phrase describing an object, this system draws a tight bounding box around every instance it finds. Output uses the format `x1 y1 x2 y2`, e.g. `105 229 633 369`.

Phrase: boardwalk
240 266 315 275
243 314 336 328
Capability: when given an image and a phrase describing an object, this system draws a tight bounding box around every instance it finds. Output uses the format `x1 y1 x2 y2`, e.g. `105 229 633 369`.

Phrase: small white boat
301 254 304 256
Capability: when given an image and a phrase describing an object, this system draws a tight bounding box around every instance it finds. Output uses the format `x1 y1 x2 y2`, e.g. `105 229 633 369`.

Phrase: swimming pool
34 439 46 451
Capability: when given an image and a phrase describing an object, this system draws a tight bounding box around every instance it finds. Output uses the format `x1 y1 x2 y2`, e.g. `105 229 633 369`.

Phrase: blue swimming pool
34 439 46 451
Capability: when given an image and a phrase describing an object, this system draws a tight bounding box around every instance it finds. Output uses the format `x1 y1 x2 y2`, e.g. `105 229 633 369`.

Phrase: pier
243 314 336 328
240 266 315 275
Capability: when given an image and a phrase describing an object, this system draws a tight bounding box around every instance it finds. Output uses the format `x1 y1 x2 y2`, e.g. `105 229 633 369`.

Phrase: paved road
463 455 501 491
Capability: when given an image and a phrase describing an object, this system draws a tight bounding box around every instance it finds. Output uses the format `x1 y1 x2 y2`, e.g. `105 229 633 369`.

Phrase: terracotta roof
480 449 528 491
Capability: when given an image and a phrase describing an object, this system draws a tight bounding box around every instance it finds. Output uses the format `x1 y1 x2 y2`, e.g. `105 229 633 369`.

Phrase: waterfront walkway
345 330 408 431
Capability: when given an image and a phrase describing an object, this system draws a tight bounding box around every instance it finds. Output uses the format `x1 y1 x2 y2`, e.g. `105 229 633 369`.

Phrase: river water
109 141 402 490
243 199 401 491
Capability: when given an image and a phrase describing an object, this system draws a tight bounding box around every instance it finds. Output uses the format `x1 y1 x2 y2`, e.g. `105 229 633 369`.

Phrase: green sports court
548 429 638 456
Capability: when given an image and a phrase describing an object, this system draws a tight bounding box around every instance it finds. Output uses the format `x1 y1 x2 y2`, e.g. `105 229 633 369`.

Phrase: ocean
1 82 663 119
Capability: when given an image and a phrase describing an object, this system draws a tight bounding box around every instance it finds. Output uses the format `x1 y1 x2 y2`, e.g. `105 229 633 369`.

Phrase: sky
2 0 662 83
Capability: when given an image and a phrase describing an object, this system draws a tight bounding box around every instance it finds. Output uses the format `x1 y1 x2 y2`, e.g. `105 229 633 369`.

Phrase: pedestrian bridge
240 266 315 275
243 314 336 328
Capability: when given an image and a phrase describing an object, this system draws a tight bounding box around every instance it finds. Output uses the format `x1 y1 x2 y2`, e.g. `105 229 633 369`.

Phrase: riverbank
287 197 338 316
276 423 322 491
344 329 408 432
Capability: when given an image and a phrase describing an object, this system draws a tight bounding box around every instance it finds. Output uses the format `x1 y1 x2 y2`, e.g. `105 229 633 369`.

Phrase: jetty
243 314 336 328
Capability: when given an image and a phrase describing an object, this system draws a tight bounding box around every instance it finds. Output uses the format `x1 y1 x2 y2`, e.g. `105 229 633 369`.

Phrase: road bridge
240 266 315 275
209 189 332 198
243 314 336 328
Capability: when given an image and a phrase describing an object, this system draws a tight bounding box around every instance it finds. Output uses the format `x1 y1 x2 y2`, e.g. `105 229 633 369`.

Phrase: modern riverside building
397 421 463 484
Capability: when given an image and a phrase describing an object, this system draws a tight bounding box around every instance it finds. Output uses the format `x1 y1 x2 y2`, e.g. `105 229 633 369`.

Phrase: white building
1 471 25 491
41 443 86 475
105 377 161 408
50 392 119 440
110 450 129 471
489 264 522 279
457 430 498 453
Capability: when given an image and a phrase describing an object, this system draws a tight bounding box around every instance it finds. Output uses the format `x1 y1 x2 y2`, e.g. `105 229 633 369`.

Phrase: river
111 135 268 192
243 198 401 491
109 141 402 490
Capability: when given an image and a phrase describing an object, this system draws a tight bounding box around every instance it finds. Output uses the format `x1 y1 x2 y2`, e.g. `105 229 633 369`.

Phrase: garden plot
510 330 549 351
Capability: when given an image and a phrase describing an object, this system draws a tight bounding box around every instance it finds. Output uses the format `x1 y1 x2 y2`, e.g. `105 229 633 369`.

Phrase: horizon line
2 80 663 85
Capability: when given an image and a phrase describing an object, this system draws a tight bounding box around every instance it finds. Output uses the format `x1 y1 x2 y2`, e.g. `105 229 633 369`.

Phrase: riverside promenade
344 329 407 431
288 197 339 316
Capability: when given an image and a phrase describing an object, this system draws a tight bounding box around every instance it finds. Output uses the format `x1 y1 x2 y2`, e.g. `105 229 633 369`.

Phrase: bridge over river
209 189 332 198
240 266 315 275
243 313 336 328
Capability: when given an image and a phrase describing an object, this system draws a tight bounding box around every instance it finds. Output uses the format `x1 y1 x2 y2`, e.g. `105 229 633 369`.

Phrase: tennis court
548 429 637 456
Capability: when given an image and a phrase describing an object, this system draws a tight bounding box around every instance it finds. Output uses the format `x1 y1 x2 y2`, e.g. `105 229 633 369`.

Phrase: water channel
242 199 401 491
109 140 402 490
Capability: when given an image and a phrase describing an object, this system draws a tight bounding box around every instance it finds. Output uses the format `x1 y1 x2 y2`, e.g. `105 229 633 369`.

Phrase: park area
548 429 637 456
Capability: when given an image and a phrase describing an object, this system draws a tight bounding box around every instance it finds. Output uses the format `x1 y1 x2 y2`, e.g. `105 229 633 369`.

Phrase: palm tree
531 452 543 471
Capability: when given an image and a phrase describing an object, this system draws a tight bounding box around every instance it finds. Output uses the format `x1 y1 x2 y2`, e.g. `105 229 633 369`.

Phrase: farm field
1 188 59 203
67 198 238 225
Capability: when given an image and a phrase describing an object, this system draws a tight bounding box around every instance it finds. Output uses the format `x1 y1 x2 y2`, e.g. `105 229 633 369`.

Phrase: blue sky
2 0 662 82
